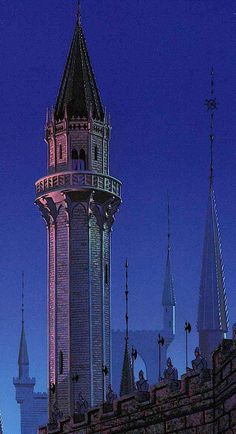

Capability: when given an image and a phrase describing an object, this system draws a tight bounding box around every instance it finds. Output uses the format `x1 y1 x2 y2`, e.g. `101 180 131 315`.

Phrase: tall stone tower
197 69 228 366
35 7 121 419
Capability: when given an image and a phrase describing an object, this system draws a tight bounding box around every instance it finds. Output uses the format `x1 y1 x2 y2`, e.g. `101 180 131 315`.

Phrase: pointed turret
162 249 175 307
55 4 104 121
162 199 176 340
18 322 29 380
13 273 47 434
197 69 229 366
13 273 35 405
120 341 133 396
120 260 134 396
17 272 30 380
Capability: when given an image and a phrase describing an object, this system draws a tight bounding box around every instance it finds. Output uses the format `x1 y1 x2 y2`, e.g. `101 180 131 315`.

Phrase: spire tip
21 271 25 326
167 193 170 252
77 0 81 25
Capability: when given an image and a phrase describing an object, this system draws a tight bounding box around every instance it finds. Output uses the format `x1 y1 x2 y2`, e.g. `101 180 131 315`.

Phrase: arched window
59 351 64 375
72 148 79 170
59 144 62 160
94 146 98 161
79 149 86 170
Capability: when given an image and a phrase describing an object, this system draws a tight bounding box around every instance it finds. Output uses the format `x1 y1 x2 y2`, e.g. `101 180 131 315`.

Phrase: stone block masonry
38 339 236 433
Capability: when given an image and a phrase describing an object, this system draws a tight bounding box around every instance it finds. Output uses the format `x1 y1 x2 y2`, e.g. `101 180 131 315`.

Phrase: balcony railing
35 171 122 199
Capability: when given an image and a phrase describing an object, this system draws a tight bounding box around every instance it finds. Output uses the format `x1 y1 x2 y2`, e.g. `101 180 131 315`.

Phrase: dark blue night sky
1 1 236 432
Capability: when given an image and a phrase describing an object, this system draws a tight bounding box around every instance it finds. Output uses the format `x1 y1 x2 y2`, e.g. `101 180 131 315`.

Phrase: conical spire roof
120 341 133 397
18 273 29 378
55 13 104 121
162 249 176 306
197 182 228 332
18 323 29 366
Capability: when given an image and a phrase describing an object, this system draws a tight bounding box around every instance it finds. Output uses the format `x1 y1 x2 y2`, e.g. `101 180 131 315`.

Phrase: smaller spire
125 259 129 342
167 193 170 253
120 260 133 396
120 341 133 396
21 271 25 326
162 198 176 306
18 273 29 380
198 70 228 366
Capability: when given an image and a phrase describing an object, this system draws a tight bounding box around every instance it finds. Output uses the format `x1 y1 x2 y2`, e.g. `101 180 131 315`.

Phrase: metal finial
167 193 170 252
125 259 129 342
205 67 217 187
21 271 25 326
77 0 81 25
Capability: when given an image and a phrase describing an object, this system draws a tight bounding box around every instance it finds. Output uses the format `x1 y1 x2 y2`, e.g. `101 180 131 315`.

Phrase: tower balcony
35 171 122 200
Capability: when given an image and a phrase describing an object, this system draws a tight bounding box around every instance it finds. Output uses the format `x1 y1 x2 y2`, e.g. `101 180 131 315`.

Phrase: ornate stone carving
36 197 58 226
90 196 120 231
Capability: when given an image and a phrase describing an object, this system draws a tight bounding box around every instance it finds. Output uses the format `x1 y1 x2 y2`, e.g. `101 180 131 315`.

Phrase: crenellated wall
38 339 236 434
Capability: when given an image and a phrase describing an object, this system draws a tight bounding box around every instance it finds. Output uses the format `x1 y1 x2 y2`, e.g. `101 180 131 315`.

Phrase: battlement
38 339 236 434
33 393 48 400
13 377 36 386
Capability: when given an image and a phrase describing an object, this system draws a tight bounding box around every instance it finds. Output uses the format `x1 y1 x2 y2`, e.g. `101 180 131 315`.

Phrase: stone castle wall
38 339 236 434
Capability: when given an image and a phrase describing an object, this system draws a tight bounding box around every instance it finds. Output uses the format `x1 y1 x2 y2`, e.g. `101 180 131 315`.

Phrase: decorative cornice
35 193 120 232
35 171 121 200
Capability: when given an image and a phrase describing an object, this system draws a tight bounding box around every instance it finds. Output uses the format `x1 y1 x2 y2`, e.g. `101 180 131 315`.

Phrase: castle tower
197 69 228 366
35 6 121 418
162 200 176 345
